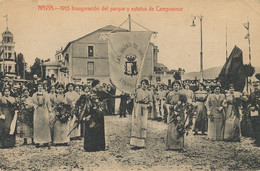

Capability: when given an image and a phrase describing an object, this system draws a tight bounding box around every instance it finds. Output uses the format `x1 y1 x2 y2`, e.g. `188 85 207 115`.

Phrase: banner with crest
107 31 152 94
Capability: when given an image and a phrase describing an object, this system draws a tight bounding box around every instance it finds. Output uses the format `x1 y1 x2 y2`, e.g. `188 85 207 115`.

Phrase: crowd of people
129 79 260 151
0 76 259 152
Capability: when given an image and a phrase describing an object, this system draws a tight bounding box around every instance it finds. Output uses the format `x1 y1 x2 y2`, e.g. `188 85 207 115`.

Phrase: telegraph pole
128 14 131 32
199 15 203 83
191 14 204 82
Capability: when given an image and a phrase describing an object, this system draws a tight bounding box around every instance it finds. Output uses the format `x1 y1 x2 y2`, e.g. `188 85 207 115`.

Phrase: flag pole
226 24 228 61
248 21 251 65
132 32 152 126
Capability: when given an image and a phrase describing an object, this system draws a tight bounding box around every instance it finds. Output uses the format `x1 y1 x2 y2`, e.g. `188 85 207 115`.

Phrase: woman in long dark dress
76 79 119 152
240 92 253 137
0 88 16 148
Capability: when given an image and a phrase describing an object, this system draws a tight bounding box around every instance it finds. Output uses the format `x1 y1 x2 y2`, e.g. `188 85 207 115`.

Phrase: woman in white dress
32 83 52 148
130 79 152 149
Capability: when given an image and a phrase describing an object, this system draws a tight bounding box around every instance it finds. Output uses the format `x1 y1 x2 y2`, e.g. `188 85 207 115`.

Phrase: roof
156 63 168 68
62 25 129 54
43 61 60 66
2 27 13 36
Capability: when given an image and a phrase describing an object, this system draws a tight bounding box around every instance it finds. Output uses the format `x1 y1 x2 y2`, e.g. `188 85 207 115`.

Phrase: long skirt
0 105 16 148
224 105 240 142
19 123 33 138
240 108 253 137
18 109 34 138
251 113 260 145
33 107 51 144
166 122 184 150
130 103 148 148
193 102 208 132
0 120 16 148
208 115 224 141
84 114 105 152
53 120 70 144
166 109 184 150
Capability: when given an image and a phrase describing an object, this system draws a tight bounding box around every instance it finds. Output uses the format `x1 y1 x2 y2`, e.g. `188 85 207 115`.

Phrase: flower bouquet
54 102 72 123
168 94 196 137
15 98 34 128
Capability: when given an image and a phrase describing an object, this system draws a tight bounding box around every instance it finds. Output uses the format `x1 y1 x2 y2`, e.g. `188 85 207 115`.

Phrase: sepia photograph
0 0 260 170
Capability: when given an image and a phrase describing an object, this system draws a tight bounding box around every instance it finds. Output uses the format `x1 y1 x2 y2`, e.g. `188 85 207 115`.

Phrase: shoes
193 132 199 135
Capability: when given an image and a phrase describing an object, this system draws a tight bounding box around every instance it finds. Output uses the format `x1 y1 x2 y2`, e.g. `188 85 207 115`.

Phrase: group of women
0 83 82 148
0 79 257 152
130 80 250 151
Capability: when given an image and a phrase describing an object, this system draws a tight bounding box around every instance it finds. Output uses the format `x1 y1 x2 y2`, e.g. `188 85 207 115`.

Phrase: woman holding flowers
224 84 242 142
18 88 34 145
165 81 187 151
205 85 226 141
53 84 72 145
32 83 52 147
0 87 16 148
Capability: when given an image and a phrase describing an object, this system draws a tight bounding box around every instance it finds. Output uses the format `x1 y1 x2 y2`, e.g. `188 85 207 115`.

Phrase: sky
0 0 259 73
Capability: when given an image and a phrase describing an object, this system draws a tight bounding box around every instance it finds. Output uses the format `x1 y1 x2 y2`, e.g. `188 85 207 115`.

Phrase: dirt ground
0 115 260 171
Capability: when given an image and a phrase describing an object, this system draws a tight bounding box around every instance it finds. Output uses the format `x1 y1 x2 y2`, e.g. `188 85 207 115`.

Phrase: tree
16 53 27 78
28 58 49 80
173 72 181 80
30 58 42 79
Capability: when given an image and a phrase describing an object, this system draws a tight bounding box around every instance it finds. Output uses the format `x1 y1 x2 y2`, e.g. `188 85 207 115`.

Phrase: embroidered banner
107 31 152 94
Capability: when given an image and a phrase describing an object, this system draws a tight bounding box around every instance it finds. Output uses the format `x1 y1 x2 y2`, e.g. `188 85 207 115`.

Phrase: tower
0 26 17 77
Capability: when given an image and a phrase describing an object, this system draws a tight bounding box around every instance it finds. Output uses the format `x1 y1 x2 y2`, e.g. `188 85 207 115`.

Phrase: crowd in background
0 74 259 150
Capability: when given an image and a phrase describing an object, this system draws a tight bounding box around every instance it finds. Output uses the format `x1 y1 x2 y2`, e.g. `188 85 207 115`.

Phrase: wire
111 18 129 33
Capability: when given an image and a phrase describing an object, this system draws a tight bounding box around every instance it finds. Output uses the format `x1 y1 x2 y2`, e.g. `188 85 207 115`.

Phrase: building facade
45 25 175 85
61 25 159 84
44 47 70 84
0 27 17 78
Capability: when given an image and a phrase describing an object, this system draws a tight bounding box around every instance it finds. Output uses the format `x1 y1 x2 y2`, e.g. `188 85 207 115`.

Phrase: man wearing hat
249 81 260 146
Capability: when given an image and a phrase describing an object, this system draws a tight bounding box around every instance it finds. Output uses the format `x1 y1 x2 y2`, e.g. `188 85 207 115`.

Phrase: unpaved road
0 115 260 171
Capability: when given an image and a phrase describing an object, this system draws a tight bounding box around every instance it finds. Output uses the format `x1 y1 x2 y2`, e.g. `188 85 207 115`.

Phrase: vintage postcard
0 0 259 170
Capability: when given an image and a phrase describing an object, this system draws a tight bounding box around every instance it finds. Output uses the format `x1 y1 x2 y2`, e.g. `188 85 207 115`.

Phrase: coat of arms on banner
124 54 138 76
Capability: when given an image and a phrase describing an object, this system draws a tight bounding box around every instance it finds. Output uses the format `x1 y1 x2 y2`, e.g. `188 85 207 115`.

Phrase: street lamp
191 15 204 83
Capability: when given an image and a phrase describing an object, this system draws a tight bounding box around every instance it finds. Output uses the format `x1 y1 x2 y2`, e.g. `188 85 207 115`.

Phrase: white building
0 27 17 78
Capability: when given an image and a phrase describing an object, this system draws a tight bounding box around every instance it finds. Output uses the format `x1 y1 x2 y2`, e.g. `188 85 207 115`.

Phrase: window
65 54 69 62
8 47 11 50
87 62 94 75
8 53 11 59
87 46 94 57
8 66 12 72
